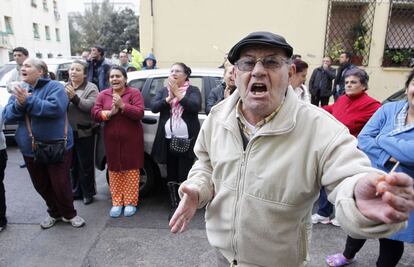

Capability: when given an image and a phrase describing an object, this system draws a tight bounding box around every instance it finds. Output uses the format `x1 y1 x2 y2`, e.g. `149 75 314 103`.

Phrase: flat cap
227 31 293 64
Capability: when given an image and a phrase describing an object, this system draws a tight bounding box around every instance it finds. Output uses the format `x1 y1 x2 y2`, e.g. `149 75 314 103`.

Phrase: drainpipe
150 0 154 53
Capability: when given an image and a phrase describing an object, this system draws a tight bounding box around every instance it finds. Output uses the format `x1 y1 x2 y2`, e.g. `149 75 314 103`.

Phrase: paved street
0 146 413 267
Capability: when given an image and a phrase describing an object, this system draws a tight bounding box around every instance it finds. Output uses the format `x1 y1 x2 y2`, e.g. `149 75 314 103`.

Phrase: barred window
43 0 48 11
324 0 376 66
33 23 40 39
4 16 13 34
45 25 50 40
55 28 60 42
382 0 414 67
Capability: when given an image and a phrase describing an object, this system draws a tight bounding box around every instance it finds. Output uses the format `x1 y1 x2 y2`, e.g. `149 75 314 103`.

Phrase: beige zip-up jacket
180 88 405 267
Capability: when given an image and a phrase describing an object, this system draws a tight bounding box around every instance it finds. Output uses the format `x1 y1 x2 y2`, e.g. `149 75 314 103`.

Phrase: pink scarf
168 81 190 130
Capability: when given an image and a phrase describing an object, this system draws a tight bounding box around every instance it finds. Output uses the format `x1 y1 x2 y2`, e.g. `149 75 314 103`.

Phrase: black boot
167 181 180 221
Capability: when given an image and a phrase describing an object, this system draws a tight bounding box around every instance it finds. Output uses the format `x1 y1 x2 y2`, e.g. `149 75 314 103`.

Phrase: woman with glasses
150 62 201 220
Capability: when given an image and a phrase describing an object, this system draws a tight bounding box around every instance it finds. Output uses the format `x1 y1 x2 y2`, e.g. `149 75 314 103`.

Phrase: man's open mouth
251 83 267 95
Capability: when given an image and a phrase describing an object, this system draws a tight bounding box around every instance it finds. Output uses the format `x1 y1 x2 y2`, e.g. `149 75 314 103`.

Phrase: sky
65 0 140 14
65 0 86 13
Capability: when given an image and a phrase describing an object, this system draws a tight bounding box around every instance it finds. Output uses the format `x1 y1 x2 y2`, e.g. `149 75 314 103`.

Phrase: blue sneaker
124 205 137 217
110 206 123 218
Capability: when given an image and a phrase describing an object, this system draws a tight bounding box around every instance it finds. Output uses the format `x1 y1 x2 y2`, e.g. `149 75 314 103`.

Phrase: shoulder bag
169 117 191 154
25 114 68 164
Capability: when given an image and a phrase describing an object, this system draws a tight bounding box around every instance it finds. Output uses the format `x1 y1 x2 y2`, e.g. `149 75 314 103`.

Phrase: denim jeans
316 187 333 217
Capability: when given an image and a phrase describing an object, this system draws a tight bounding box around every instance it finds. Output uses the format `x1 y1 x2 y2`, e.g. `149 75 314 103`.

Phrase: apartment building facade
139 0 413 100
0 0 70 65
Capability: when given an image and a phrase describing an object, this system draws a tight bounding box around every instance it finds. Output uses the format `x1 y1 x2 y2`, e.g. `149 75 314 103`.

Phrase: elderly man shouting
169 31 414 267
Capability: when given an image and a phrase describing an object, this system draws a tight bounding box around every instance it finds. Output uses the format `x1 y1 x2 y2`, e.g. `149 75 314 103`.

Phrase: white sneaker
311 213 330 224
330 218 340 227
40 215 61 229
62 215 85 228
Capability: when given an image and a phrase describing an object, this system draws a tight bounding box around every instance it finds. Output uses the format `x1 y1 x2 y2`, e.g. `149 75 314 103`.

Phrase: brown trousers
24 150 77 219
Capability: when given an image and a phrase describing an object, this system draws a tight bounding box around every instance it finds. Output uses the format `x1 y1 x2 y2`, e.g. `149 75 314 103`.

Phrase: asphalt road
0 146 413 267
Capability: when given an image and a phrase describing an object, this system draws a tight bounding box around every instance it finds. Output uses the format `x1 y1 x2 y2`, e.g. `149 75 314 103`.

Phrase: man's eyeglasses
235 56 289 72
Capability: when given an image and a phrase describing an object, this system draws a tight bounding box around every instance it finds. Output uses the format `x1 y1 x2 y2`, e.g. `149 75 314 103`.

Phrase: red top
323 92 381 137
91 87 144 171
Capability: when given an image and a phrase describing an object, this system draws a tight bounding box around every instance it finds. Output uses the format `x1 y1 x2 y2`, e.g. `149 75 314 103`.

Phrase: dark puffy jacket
206 82 225 114
86 58 112 91
308 66 336 97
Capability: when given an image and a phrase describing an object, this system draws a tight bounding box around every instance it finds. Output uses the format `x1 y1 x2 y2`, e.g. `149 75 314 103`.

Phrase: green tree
68 0 139 57
68 14 83 55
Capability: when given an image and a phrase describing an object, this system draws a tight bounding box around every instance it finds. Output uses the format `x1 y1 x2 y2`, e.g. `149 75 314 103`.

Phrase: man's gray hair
25 58 49 78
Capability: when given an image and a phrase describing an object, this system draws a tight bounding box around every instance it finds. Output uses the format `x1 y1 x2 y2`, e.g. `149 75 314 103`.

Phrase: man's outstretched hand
355 172 414 224
169 185 199 233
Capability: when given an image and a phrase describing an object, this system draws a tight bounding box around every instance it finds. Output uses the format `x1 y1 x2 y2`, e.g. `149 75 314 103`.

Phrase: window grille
324 0 376 66
33 23 40 39
55 28 60 42
43 0 48 11
4 16 13 34
45 26 50 40
382 0 414 67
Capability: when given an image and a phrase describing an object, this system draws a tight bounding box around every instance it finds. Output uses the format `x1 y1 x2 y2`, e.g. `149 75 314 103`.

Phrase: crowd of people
0 32 413 267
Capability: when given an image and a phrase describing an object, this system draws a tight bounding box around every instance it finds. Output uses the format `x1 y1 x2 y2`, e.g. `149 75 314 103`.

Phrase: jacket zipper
231 148 247 265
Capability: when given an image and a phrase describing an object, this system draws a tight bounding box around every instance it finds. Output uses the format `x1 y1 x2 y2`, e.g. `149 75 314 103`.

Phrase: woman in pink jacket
91 66 144 218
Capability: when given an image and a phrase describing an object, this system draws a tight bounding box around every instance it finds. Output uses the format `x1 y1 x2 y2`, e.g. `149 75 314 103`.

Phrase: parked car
382 88 406 104
95 68 224 195
0 58 74 137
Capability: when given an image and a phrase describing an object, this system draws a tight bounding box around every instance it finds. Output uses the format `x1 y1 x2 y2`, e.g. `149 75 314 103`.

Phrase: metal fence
382 0 414 67
324 0 376 66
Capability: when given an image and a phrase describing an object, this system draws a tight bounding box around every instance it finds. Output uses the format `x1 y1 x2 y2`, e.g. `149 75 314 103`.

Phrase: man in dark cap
86 45 112 91
169 31 414 266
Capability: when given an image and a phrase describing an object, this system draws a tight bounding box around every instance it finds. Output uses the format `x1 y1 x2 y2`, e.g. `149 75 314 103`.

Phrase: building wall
139 0 411 100
0 0 70 65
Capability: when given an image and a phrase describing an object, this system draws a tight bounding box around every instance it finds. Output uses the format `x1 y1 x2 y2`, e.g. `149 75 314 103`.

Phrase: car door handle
142 116 157 124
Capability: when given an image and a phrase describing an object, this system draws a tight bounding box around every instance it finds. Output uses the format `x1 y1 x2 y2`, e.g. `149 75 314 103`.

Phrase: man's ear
232 66 238 83
288 63 296 79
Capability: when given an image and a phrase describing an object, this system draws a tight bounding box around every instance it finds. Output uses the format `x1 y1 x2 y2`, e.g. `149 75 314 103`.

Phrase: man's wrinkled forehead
239 44 289 59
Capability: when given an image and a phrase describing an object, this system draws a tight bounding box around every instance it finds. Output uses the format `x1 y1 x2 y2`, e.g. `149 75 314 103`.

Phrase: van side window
188 77 204 112
149 77 168 98
129 78 146 91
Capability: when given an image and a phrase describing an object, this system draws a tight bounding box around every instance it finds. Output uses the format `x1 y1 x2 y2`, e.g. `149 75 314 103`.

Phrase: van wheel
139 156 157 196
105 156 158 197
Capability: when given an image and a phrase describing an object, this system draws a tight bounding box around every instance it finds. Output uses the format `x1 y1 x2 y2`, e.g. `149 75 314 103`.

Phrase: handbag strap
169 114 174 137
25 113 68 149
